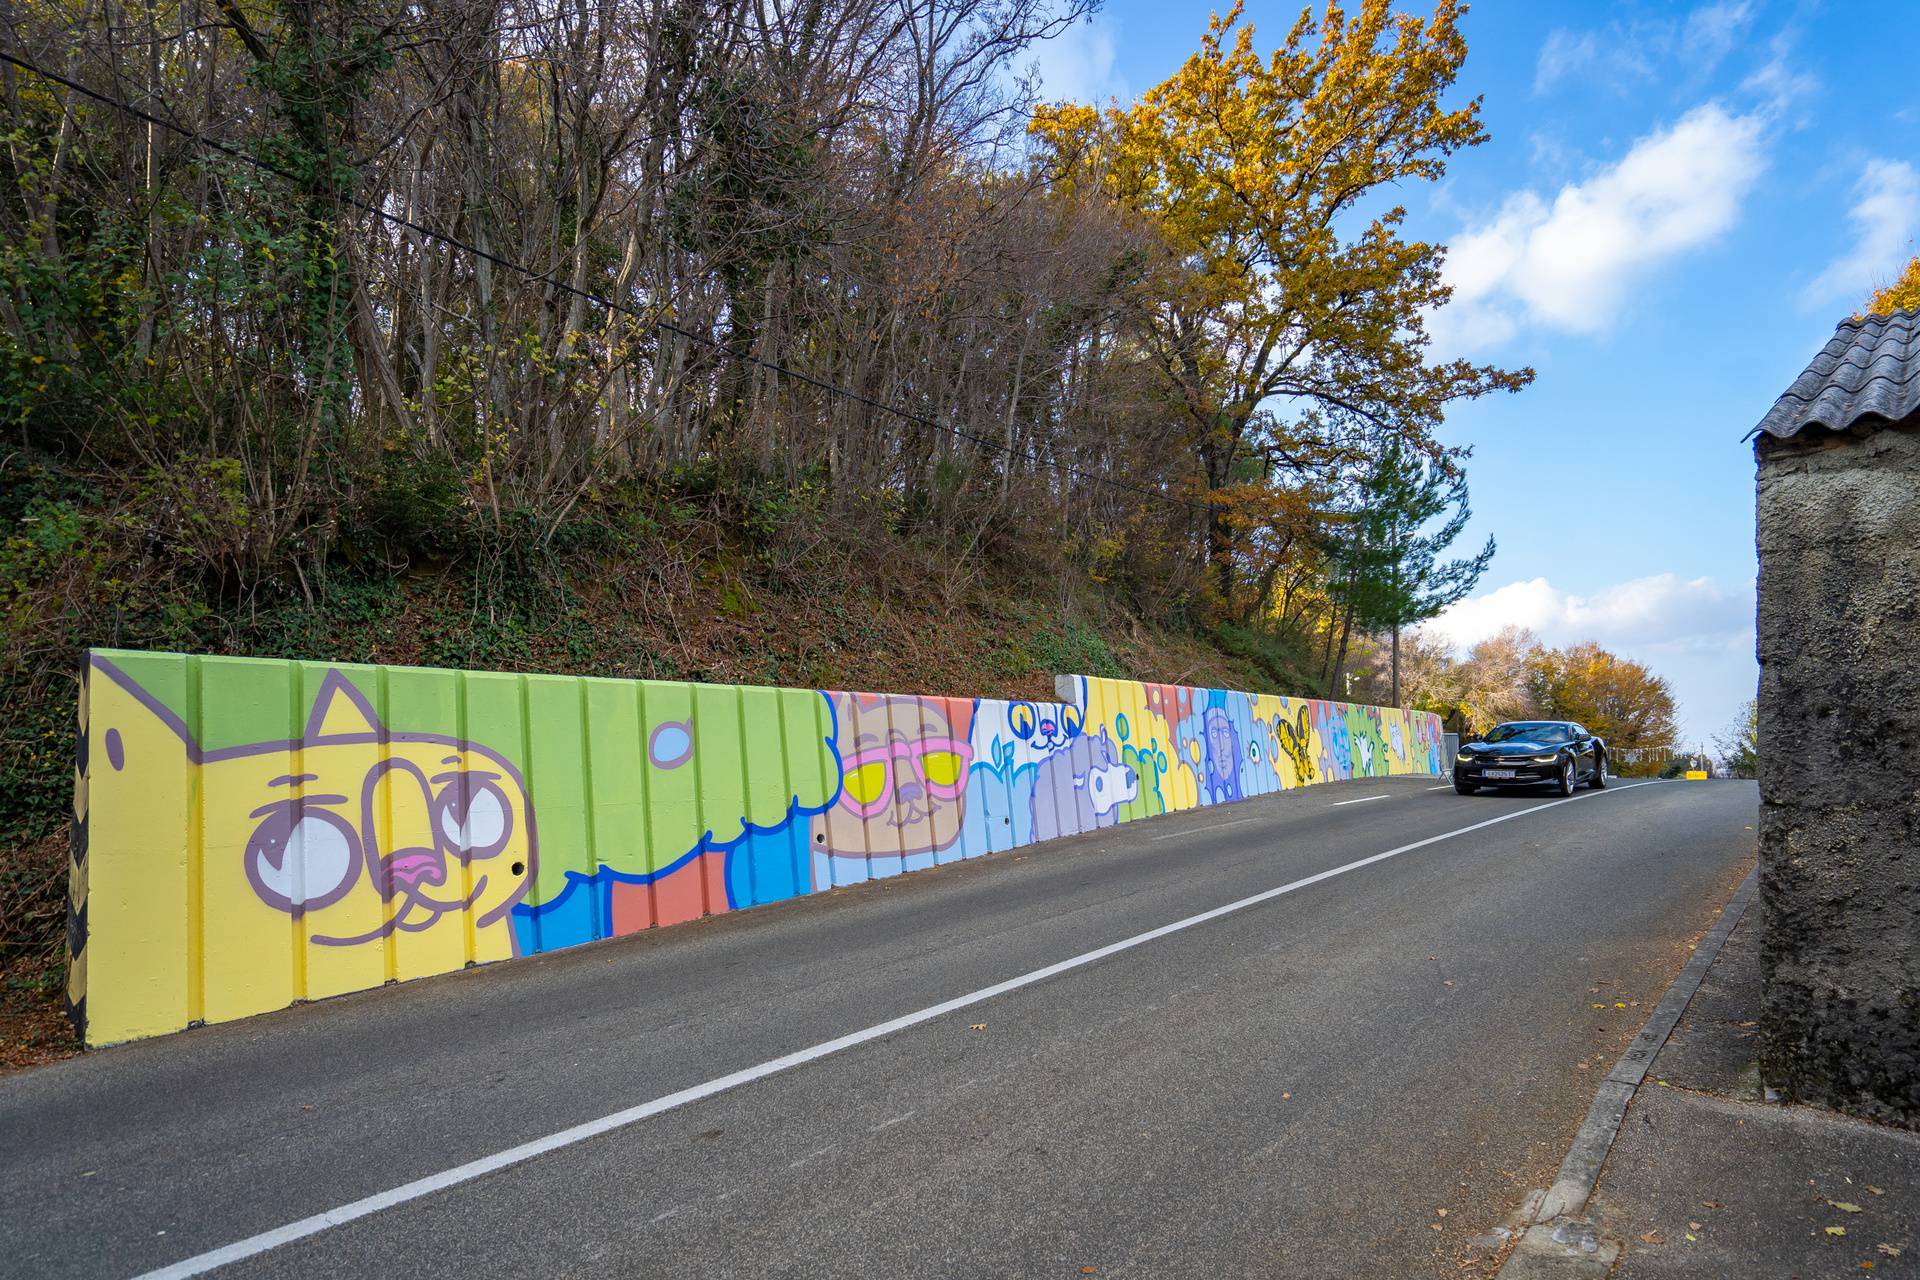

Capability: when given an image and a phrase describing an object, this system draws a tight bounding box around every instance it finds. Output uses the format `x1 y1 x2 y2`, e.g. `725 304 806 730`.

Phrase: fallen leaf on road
1689 1222 1702 1231
1429 1223 1443 1232
1686 1234 1697 1243
1827 1227 1849 1237
1615 1002 1627 1008
1437 1209 1448 1217
1866 1186 1885 1197
969 1024 987 1032
1831 1202 1864 1213
1860 1262 1874 1270
1701 1200 1725 1209
1639 1231 1664 1245
1593 1003 1606 1009
1444 980 1453 987
1282 1092 1292 1100
1878 1245 1901 1257
1081 1268 1096 1274
1577 1062 1590 1070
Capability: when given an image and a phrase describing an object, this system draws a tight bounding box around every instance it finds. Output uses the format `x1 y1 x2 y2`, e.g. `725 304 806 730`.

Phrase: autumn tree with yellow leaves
1526 642 1679 770
1864 255 1920 316
1031 0 1531 612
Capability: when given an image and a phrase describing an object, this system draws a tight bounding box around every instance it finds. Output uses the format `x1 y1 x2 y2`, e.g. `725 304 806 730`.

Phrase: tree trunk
1391 620 1401 707
1331 587 1356 696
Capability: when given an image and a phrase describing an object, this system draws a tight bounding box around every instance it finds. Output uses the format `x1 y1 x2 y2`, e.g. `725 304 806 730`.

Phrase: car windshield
1483 722 1571 744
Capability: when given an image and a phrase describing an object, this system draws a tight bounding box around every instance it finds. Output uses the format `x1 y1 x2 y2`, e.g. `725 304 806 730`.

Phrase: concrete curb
1495 864 1760 1279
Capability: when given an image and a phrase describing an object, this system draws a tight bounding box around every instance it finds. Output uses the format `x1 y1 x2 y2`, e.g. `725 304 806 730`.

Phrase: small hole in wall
1003 817 1010 824
511 861 525 876
815 833 824 843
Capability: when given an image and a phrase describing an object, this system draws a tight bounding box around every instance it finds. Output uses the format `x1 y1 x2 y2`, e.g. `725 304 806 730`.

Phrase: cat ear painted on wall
88 654 200 775
303 670 385 740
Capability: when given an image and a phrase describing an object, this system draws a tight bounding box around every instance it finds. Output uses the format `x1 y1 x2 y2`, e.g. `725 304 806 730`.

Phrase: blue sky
1029 0 1920 749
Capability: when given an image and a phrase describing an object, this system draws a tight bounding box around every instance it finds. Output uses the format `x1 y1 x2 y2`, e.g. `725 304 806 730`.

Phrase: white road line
787 1145 836 1169
1331 794 1392 807
1150 816 1257 840
131 780 1666 1280
1426 784 1454 791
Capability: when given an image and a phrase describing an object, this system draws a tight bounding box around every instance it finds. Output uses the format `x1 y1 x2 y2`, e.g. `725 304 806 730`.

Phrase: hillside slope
0 468 1324 1069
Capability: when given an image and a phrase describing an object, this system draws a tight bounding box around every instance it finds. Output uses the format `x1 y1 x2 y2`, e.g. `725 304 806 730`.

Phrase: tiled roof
1750 308 1920 439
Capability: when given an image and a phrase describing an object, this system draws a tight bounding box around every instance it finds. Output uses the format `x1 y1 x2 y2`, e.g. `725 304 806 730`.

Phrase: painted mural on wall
70 649 1443 1046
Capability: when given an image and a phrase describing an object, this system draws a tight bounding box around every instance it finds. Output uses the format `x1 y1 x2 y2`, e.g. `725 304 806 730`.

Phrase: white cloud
1800 159 1920 312
1029 14 1124 105
1428 104 1767 353
1421 573 1751 657
1741 34 1820 118
1419 574 1757 749
1534 29 1599 95
1534 3 1753 97
1681 2 1754 71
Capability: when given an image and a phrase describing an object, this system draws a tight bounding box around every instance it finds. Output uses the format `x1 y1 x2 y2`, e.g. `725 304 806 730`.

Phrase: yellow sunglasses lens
920 751 964 787
844 761 887 806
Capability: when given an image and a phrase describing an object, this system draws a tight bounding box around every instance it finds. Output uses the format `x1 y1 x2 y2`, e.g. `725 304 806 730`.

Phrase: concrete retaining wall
68 649 1444 1047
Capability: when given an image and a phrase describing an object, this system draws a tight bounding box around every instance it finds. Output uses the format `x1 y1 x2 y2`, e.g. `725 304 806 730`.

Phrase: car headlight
1532 754 1559 763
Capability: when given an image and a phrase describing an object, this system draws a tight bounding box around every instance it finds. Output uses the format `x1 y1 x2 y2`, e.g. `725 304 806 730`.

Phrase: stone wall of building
1756 421 1920 1128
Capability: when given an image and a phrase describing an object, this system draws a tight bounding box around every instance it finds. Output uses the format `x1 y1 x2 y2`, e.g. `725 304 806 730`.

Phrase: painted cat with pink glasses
810 691 976 887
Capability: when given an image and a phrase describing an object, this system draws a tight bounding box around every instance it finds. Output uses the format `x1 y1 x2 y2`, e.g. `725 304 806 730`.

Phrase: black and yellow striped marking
66 660 89 1041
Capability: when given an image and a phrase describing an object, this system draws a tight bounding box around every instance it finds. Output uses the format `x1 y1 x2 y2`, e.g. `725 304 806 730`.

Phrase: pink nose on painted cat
387 850 446 889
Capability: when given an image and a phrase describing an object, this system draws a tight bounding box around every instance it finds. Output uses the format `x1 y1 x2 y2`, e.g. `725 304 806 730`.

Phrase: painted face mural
814 693 973 857
1007 699 1084 752
1202 705 1244 803
89 656 536 952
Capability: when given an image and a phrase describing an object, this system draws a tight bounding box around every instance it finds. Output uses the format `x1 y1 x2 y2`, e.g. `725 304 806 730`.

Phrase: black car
1453 720 1608 796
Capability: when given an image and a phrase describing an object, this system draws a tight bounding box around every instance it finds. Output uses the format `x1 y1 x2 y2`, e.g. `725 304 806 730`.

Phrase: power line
0 48 1209 516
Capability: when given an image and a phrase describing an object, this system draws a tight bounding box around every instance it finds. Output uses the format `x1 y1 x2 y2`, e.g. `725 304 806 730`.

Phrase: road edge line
1498 858 1759 1277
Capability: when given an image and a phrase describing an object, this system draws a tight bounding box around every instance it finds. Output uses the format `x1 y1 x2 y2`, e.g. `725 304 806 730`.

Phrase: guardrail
70 650 1445 1046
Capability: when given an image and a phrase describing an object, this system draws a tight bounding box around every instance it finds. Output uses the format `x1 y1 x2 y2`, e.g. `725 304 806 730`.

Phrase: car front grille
1457 760 1554 780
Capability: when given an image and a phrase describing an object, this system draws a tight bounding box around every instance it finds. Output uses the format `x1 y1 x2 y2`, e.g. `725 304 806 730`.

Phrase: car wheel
1556 757 1576 797
1455 780 1477 795
1590 753 1609 789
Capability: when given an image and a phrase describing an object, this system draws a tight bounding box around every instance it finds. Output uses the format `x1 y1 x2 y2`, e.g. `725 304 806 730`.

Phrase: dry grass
0 830 77 1071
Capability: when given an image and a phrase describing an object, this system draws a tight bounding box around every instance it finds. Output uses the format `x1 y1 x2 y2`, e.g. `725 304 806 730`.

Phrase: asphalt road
0 776 1759 1280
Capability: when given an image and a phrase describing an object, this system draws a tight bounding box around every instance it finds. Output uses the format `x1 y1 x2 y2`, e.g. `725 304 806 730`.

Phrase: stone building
1750 306 1919 1128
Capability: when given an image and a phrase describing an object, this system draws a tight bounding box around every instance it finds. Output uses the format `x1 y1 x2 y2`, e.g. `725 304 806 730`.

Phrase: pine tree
1342 443 1494 706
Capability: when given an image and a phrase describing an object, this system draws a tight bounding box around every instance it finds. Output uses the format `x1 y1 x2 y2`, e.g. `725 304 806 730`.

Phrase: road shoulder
1502 867 1920 1279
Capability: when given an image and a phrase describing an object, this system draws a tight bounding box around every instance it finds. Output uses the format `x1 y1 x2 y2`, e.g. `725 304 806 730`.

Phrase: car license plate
1484 769 1517 779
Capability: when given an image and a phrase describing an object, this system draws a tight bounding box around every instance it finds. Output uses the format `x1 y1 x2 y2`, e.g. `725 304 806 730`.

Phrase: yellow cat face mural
90 657 536 952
